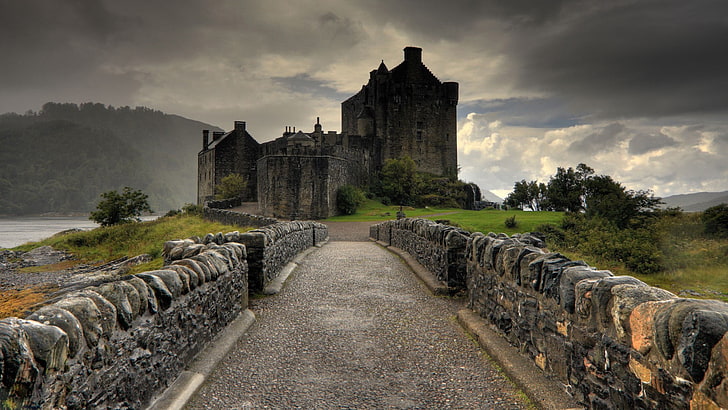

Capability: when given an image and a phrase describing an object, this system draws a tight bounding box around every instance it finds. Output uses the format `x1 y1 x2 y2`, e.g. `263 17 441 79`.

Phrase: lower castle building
198 47 459 219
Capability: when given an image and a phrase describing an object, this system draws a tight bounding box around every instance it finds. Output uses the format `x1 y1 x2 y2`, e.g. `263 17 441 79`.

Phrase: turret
404 46 422 63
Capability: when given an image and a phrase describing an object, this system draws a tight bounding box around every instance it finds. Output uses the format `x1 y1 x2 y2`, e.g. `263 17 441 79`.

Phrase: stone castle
197 47 459 219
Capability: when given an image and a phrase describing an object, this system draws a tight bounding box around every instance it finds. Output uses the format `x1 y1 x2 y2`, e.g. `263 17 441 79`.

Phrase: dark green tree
215 173 247 200
336 185 366 215
546 163 594 212
583 175 661 229
90 187 153 226
505 180 547 210
379 156 422 206
703 204 728 237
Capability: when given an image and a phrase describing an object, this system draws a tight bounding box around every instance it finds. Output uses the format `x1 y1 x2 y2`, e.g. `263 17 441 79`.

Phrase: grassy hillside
2 214 248 318
0 103 222 215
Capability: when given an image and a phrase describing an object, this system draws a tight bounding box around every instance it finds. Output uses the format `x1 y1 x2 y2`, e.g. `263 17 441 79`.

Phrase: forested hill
0 102 221 215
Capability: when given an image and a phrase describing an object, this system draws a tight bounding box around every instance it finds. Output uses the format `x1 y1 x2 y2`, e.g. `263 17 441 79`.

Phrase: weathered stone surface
610 284 675 342
16 319 68 372
52 297 103 348
27 306 84 357
559 267 612 314
95 282 136 330
135 273 173 311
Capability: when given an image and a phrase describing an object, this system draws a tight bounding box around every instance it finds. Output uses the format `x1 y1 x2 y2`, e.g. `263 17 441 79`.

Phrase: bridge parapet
468 231 728 409
372 218 728 408
0 220 326 409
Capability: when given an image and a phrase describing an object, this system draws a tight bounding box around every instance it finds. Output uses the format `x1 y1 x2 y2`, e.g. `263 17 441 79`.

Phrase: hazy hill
0 103 221 215
661 191 728 212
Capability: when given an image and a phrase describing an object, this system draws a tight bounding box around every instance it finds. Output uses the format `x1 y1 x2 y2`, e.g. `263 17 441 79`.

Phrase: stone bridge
2 209 728 409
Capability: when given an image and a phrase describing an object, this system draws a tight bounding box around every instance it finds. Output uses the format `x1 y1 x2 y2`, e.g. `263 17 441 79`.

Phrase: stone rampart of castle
0 221 324 409
370 218 728 409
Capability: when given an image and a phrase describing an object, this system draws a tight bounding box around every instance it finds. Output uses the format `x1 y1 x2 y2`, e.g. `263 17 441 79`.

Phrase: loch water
0 216 99 248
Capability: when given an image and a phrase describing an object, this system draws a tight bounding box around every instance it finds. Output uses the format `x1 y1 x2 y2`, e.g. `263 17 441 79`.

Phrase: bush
504 215 518 228
215 173 246 200
336 185 366 215
703 204 728 238
89 187 153 227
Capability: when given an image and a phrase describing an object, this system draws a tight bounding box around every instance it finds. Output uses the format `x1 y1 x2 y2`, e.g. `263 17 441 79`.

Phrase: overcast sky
2 0 727 198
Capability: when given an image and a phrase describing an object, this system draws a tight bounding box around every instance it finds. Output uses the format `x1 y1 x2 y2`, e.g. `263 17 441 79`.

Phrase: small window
416 131 423 141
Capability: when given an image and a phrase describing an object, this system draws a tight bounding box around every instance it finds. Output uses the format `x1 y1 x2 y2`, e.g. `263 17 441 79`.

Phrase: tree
336 185 366 215
215 173 247 200
379 156 421 206
90 187 153 226
703 204 728 237
583 175 660 228
505 180 547 210
546 164 594 212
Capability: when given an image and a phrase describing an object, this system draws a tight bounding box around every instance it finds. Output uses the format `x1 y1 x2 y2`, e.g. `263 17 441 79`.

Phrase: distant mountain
481 189 503 203
660 191 728 212
0 102 221 215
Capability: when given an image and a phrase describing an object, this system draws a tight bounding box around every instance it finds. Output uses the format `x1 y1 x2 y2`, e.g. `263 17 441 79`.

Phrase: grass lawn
324 199 564 235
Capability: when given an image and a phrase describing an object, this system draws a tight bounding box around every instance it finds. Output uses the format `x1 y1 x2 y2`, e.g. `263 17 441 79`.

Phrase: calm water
0 216 98 248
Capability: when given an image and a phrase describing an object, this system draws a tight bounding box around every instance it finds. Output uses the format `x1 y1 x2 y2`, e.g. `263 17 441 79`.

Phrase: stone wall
234 221 328 292
0 238 247 409
371 218 728 409
0 220 326 409
203 206 278 228
257 155 351 219
369 218 470 288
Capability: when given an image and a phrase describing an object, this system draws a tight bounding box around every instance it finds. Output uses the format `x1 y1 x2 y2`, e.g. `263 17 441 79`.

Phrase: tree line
505 163 661 229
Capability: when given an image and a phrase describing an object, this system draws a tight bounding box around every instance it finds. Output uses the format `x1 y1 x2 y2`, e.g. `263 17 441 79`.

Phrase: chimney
212 131 224 141
202 130 209 149
234 121 246 131
404 46 422 63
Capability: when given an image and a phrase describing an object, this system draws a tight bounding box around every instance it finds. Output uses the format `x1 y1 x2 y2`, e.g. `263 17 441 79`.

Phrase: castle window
416 131 423 141
416 121 423 129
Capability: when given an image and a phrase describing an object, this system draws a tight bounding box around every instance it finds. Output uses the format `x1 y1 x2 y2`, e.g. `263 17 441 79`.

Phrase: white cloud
457 113 728 199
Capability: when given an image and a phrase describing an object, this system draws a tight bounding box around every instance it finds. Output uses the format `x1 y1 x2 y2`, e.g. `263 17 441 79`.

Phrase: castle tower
341 46 458 176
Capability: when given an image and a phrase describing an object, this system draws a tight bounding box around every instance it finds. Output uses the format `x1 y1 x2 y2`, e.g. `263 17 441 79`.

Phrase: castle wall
257 155 351 219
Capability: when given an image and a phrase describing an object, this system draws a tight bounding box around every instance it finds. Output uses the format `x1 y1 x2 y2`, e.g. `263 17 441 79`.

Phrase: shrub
703 203 728 238
89 187 153 226
504 215 518 228
336 185 366 215
215 173 246 200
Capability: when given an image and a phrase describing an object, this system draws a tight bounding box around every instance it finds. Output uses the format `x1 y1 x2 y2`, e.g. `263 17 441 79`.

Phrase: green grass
13 214 249 269
325 199 564 235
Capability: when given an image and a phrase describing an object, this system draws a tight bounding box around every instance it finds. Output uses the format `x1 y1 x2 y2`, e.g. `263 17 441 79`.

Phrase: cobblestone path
186 239 528 409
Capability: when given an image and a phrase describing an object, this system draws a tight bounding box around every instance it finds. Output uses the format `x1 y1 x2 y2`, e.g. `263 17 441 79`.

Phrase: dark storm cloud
510 0 728 118
568 123 626 154
272 74 351 101
459 98 580 128
628 132 678 155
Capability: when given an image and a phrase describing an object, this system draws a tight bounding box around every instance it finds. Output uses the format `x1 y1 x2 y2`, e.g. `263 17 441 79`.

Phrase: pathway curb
457 308 584 410
147 309 256 410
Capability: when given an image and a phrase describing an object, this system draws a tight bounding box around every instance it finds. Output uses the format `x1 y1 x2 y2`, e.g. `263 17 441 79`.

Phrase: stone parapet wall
237 222 329 292
467 231 728 409
1 219 326 409
205 197 243 209
370 218 469 288
370 218 728 408
203 206 278 228
0 238 248 409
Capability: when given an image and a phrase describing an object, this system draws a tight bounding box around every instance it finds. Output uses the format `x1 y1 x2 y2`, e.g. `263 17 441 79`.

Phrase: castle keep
198 47 459 219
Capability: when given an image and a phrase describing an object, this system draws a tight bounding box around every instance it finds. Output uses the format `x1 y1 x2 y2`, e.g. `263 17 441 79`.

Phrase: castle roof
288 130 312 141
206 131 233 150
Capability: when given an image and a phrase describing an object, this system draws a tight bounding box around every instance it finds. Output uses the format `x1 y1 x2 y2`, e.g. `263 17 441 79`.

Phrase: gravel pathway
186 239 528 409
